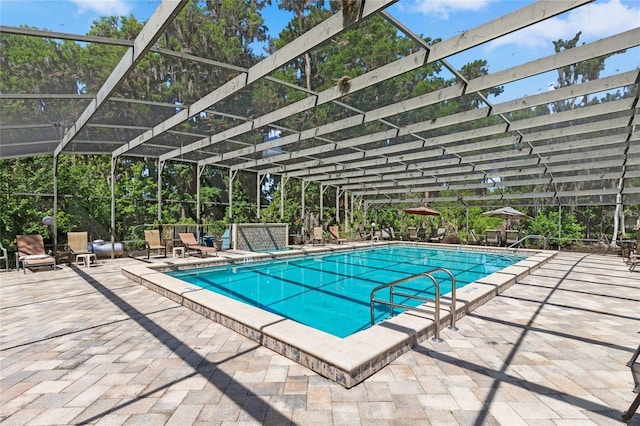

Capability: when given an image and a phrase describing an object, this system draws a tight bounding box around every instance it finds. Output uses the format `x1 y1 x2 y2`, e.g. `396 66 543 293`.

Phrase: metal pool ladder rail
506 234 547 250
369 268 457 342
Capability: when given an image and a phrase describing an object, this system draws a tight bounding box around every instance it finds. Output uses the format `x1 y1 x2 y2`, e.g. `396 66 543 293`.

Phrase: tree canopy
1 3 637 255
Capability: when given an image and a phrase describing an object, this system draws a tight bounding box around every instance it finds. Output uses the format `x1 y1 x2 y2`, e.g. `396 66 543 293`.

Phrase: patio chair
485 229 500 246
178 233 217 257
627 240 638 271
505 230 521 247
407 227 418 241
311 227 324 245
329 226 347 244
430 227 446 243
0 241 8 270
16 234 56 274
144 230 167 259
67 231 92 266
622 342 640 422
621 240 635 263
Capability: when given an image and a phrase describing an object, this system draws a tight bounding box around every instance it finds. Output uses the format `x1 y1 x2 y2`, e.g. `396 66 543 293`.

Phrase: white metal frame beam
53 0 187 156
114 0 396 159
160 0 588 166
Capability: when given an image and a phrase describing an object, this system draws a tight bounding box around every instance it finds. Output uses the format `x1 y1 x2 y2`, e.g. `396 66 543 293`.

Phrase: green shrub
524 210 584 248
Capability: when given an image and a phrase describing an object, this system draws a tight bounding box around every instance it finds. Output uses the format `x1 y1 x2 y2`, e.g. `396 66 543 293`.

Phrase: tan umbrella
403 206 440 216
482 206 531 231
482 206 531 220
404 206 440 240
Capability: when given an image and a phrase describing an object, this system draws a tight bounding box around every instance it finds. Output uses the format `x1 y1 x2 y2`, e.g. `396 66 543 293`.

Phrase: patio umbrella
481 206 531 220
403 206 440 216
403 206 440 240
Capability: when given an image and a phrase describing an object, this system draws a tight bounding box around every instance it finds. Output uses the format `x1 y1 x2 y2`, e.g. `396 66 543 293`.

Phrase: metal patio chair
144 229 167 259
67 231 92 266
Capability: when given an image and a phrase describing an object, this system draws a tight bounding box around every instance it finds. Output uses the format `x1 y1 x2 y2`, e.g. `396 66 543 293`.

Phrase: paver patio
1 251 638 425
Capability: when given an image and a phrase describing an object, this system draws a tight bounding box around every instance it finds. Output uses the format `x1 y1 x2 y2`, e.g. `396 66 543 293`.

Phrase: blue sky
2 0 638 101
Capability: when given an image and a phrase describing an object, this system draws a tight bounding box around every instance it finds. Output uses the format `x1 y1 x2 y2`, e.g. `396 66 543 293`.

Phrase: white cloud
71 0 132 16
488 0 640 51
406 0 493 20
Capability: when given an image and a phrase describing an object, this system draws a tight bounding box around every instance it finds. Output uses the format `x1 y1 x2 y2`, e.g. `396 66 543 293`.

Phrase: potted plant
210 220 227 250
288 219 304 245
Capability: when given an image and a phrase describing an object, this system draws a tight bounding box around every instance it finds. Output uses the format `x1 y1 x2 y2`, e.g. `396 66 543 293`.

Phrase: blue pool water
167 246 529 338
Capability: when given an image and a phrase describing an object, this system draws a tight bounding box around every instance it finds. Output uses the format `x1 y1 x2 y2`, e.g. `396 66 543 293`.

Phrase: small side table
76 253 97 268
173 247 185 258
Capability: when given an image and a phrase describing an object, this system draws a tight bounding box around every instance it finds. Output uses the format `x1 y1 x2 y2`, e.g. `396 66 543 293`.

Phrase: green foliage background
1 2 638 259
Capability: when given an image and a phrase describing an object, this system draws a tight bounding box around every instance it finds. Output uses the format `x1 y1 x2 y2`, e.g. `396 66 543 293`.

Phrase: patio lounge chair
373 229 387 240
388 227 397 240
144 230 167 259
311 227 324 245
469 229 481 245
430 227 446 243
178 233 217 257
16 234 56 274
67 231 92 266
329 226 347 244
407 227 418 241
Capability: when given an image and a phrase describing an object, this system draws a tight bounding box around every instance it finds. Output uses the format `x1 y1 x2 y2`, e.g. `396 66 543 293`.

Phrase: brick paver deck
1 251 638 425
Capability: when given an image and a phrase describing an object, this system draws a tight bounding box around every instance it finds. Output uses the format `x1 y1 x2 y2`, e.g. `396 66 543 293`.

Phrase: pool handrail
369 268 457 342
506 234 547 250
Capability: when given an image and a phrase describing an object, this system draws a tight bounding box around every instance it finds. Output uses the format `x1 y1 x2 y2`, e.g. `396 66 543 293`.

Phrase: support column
335 187 339 224
558 204 562 251
363 200 369 238
320 184 327 221
111 157 117 259
350 193 355 238
157 159 164 224
301 179 306 225
52 155 58 259
302 180 311 240
344 190 348 231
257 173 265 219
612 176 624 247
466 208 469 243
280 176 289 221
197 165 204 226
229 169 237 223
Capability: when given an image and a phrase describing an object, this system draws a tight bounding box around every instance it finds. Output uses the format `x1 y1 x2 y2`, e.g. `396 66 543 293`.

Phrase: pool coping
121 241 556 388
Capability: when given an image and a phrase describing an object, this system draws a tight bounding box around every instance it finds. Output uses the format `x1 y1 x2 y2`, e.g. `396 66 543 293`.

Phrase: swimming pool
124 242 554 387
166 246 529 337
